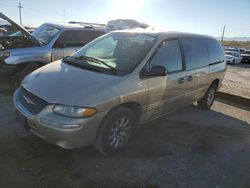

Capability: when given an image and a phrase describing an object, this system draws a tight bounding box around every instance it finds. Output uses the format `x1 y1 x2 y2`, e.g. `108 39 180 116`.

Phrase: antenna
18 2 23 25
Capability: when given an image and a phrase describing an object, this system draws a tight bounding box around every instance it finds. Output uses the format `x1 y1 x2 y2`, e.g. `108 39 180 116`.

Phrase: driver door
51 33 65 61
51 30 83 61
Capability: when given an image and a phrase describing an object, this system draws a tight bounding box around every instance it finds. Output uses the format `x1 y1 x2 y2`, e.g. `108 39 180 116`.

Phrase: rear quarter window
205 38 225 64
180 37 209 70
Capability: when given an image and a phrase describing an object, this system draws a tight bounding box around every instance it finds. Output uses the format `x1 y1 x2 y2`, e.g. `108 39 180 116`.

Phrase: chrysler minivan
14 30 226 155
0 12 108 87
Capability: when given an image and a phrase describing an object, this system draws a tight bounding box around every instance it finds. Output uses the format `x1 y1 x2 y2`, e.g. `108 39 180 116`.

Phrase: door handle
187 75 193 81
178 78 185 84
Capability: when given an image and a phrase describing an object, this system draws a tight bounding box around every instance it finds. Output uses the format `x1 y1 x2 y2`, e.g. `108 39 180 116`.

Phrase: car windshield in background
68 32 157 75
32 25 60 44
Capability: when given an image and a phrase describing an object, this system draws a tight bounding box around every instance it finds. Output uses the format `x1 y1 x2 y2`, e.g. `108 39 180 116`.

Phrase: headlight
53 105 97 118
0 50 10 59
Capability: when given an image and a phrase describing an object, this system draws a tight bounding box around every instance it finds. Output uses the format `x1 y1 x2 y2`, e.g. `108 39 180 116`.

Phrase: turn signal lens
83 108 97 117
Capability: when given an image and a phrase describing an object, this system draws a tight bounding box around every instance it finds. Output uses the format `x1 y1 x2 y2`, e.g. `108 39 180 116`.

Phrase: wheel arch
95 102 143 141
14 61 45 74
211 78 220 89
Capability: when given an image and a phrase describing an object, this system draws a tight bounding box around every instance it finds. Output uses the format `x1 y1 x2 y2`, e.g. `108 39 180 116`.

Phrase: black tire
14 63 41 88
197 83 217 110
95 107 137 155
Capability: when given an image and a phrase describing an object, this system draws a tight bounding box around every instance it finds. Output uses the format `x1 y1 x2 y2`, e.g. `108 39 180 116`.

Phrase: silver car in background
14 30 226 155
0 12 108 86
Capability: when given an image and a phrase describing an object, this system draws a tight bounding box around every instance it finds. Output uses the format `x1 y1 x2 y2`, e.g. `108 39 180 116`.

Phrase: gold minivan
14 30 226 155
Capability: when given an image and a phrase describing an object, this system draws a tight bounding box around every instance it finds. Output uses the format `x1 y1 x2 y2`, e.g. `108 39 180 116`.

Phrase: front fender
4 47 51 65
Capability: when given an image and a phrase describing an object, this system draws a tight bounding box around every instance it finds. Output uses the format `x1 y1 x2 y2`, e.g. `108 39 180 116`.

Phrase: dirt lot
220 63 250 99
0 71 250 188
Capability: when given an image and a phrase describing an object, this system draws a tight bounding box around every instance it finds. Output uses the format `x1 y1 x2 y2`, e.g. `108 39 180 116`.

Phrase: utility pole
221 25 226 42
18 2 23 25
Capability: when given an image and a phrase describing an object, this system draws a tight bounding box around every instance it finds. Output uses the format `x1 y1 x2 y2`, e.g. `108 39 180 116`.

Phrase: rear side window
56 30 105 47
150 40 183 73
205 38 224 64
180 37 209 70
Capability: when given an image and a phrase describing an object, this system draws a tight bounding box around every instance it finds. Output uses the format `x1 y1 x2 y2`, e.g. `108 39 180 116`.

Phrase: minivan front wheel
197 83 217 109
95 107 136 155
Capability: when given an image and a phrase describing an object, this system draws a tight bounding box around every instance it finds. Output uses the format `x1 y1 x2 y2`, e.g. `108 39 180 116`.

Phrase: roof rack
68 19 150 30
68 21 106 28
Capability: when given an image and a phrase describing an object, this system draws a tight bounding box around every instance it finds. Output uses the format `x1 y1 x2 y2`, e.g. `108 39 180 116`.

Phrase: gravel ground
220 63 250 99
0 78 250 188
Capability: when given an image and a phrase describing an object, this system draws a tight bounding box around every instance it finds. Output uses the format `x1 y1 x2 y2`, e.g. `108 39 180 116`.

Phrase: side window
55 30 85 47
180 37 209 70
54 30 105 48
205 38 224 64
150 40 183 73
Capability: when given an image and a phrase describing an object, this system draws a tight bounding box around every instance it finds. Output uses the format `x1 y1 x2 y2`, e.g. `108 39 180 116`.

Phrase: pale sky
0 0 249 37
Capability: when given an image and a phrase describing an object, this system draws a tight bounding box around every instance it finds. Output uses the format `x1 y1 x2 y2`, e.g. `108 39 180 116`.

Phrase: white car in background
225 51 242 64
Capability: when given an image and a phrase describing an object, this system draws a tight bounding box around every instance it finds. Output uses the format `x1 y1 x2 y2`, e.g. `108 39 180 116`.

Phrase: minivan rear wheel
197 83 217 110
95 107 136 155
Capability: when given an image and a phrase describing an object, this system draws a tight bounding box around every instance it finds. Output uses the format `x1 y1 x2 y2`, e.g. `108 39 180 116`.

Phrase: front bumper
13 89 107 149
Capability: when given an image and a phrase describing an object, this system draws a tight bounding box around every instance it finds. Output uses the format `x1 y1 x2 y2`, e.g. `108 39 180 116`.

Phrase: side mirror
141 65 167 77
53 41 65 48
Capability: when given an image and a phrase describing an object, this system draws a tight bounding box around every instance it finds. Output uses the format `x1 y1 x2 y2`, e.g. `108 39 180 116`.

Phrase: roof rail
68 21 106 28
68 19 150 30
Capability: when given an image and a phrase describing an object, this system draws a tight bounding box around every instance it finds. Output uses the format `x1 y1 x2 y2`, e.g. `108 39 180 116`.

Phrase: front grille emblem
23 95 37 106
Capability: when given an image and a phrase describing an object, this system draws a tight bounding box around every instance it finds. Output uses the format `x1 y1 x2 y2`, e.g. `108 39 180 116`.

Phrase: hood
22 60 120 105
0 12 40 46
0 12 31 37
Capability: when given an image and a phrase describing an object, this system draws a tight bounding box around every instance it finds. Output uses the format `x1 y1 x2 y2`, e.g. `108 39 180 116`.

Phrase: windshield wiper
63 58 87 68
73 55 117 74
63 57 101 71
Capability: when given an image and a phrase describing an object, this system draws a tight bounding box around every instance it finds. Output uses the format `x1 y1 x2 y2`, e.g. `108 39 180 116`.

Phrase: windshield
68 32 156 75
32 24 60 44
